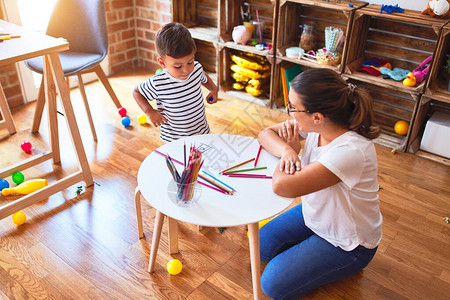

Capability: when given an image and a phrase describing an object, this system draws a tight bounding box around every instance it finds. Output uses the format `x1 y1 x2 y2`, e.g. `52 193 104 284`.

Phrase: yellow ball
394 120 409 136
167 259 183 275
137 114 147 125
12 211 26 225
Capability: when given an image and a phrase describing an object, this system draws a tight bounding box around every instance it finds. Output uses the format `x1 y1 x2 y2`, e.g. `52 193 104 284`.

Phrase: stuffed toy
422 0 450 18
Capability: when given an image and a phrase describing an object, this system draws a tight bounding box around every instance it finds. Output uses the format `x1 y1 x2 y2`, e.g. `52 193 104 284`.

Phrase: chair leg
135 187 144 239
77 74 98 141
148 210 165 273
31 76 45 133
167 217 179 254
93 65 122 109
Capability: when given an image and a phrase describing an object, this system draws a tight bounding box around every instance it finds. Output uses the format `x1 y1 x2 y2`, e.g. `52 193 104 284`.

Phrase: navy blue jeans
260 204 377 300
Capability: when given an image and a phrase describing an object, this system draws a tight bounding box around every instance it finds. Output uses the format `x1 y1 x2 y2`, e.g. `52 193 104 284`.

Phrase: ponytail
291 69 380 140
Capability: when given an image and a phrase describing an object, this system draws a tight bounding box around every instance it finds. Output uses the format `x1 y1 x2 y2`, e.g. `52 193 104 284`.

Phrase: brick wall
135 0 172 70
0 0 171 108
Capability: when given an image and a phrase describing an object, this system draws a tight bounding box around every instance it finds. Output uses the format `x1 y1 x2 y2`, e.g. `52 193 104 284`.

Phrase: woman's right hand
148 110 168 127
279 148 301 174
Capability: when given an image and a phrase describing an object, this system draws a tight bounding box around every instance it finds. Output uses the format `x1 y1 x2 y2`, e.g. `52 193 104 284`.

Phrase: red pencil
222 173 272 179
254 145 262 167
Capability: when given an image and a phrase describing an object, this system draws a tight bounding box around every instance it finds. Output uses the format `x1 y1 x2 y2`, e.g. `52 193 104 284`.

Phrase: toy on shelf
422 0 450 18
2 179 48 196
380 67 409 81
380 4 404 14
155 68 163 75
394 120 409 136
0 179 9 191
412 56 433 84
12 172 24 185
232 25 250 45
403 72 417 87
230 51 270 97
20 141 32 153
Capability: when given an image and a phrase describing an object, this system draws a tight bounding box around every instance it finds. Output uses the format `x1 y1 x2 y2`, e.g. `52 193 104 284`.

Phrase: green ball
12 172 24 185
155 68 163 75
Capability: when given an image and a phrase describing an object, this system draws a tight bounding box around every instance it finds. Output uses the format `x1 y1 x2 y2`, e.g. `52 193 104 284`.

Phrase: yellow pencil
220 158 255 174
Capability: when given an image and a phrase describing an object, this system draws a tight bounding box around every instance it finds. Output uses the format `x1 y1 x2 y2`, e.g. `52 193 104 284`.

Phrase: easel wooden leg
44 56 60 164
47 53 93 186
93 65 122 109
77 74 97 141
167 217 179 254
31 76 45 133
135 187 144 239
0 81 17 135
248 222 262 300
148 210 165 273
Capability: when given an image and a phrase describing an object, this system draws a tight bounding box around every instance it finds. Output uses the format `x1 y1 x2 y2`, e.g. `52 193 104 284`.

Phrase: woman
258 68 382 299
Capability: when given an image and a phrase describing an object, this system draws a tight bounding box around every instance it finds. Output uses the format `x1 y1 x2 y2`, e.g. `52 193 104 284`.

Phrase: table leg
44 56 60 164
248 222 262 300
167 217 179 254
135 187 144 239
0 81 17 135
31 77 45 133
148 210 165 273
47 52 93 186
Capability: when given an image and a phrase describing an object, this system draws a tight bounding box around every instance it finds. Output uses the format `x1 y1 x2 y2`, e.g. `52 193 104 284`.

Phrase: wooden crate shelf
218 47 273 107
344 5 447 94
423 23 450 103
346 78 420 151
187 26 220 43
276 0 367 73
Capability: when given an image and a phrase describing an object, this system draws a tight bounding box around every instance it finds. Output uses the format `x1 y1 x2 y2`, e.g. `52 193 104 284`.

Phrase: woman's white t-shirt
300 131 382 251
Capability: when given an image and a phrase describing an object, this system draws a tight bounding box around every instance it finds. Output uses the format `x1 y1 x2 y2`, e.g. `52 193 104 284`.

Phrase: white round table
135 134 294 299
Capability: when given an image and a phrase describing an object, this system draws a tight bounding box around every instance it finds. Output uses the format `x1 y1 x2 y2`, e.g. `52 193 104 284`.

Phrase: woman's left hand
278 120 301 153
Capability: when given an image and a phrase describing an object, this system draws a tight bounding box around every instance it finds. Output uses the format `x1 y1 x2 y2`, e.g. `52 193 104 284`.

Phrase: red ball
118 107 127 117
21 141 32 153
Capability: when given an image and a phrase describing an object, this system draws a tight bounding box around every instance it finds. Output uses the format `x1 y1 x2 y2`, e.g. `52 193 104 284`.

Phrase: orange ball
394 120 409 136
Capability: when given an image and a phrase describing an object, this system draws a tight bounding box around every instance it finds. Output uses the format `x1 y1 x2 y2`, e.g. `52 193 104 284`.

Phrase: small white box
420 111 450 159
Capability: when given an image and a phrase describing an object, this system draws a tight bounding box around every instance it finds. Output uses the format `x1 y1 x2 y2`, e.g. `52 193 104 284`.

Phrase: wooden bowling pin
2 179 48 196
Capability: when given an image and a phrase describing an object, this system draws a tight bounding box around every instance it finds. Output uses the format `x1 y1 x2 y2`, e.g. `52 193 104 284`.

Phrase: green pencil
224 166 267 174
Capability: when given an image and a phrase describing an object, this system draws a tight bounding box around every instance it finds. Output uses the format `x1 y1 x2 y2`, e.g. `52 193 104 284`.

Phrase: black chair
25 0 122 141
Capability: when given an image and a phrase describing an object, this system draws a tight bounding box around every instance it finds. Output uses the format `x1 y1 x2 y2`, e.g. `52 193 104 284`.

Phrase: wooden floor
0 69 449 300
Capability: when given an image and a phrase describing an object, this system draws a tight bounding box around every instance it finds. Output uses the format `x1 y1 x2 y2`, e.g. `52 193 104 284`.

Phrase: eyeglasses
286 101 309 115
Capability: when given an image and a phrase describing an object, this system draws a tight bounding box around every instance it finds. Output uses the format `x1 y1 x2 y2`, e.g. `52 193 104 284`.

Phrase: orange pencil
220 158 255 174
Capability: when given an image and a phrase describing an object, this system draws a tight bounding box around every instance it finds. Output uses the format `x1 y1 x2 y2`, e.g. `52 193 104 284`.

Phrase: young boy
133 22 218 142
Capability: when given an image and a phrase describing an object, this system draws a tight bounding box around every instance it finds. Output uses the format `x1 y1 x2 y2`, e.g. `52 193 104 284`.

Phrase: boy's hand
147 110 168 127
206 90 218 104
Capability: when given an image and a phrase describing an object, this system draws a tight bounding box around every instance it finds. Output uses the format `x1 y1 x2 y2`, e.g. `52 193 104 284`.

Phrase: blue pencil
202 170 235 191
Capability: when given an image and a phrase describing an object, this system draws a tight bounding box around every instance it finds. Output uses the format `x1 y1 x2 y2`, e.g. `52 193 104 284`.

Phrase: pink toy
20 141 32 153
412 56 433 84
232 25 251 45
118 107 127 117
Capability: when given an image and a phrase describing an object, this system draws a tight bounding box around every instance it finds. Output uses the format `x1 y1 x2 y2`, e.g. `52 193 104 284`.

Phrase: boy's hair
156 22 196 58
291 68 380 140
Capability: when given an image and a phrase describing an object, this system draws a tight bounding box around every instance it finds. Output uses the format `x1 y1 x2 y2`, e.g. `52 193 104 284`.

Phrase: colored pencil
198 181 230 195
254 145 262 167
154 149 183 165
224 166 267 174
222 173 272 179
202 170 235 191
198 174 234 194
220 158 255 174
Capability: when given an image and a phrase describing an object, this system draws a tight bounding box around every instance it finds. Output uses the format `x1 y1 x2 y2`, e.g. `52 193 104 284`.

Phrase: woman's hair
291 68 380 139
156 22 197 58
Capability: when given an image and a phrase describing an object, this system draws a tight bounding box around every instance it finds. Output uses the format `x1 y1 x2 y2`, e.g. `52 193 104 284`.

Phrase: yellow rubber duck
403 72 416 87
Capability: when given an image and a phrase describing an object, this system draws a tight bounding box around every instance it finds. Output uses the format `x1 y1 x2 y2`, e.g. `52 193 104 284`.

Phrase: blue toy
380 4 404 14
121 116 131 127
0 179 9 191
380 67 410 81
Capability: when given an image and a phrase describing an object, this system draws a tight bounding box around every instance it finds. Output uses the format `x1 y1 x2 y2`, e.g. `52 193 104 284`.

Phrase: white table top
0 20 69 67
137 134 295 227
